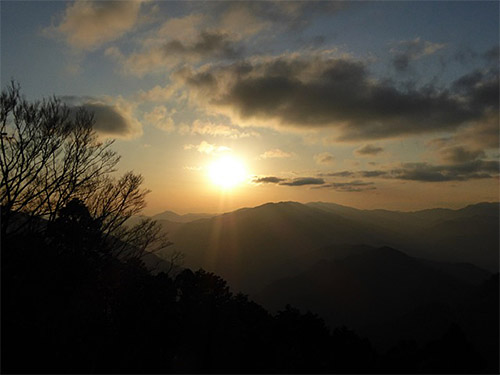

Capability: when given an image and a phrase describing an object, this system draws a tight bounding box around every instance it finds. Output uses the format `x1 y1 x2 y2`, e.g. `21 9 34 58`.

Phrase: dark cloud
63 97 141 139
321 159 498 182
253 176 285 184
439 146 485 164
360 170 388 177
355 144 384 156
183 55 498 141
392 54 411 72
163 31 241 60
320 171 354 177
253 176 326 186
391 160 499 182
184 71 218 89
280 177 325 186
316 180 376 192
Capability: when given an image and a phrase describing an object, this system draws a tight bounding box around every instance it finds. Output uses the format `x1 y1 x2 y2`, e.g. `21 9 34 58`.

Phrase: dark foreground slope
3 231 496 373
257 247 470 327
256 246 499 371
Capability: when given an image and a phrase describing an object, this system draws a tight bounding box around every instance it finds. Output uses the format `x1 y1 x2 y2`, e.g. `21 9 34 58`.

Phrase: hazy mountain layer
159 201 498 293
152 210 216 223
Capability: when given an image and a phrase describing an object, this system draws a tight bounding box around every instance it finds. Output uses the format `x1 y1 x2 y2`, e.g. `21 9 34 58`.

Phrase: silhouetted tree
0 82 170 262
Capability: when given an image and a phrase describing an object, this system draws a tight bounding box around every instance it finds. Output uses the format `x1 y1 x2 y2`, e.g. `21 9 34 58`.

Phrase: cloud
136 84 177 102
108 1 349 76
227 1 347 31
184 165 202 171
219 5 269 39
390 160 499 182
280 177 325 186
253 176 286 184
321 170 354 177
355 144 384 156
454 112 499 150
179 54 498 141
317 180 376 192
156 13 205 42
163 31 241 60
184 141 230 154
179 119 259 138
260 149 293 159
320 170 388 178
46 0 145 50
359 170 387 178
118 30 241 75
252 176 325 186
438 145 485 164
314 152 335 165
391 37 445 72
64 96 142 139
144 106 175 132
321 159 499 182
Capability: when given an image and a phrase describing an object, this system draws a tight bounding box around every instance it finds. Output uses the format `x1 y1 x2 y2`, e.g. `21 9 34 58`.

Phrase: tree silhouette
0 82 170 262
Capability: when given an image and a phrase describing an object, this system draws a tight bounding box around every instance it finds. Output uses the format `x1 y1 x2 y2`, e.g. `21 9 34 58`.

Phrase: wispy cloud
391 37 445 72
179 120 259 138
316 180 376 192
355 144 384 156
144 106 175 132
314 152 335 165
260 149 294 159
184 141 231 154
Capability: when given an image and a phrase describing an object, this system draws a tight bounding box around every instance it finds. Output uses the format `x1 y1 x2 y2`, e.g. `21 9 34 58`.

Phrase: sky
1 0 499 215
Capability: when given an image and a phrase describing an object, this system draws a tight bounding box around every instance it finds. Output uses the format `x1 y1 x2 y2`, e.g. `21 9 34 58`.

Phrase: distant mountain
166 201 405 293
255 246 474 329
161 201 498 293
307 201 499 271
151 210 216 223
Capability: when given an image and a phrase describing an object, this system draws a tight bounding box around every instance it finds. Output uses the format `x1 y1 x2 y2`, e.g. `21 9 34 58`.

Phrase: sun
208 155 247 189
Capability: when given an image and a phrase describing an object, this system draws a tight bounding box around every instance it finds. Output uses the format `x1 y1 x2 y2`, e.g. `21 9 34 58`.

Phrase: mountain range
144 201 498 292
140 201 498 368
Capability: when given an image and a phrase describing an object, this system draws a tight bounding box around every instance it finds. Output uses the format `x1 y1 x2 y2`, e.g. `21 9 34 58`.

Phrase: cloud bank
179 55 498 141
